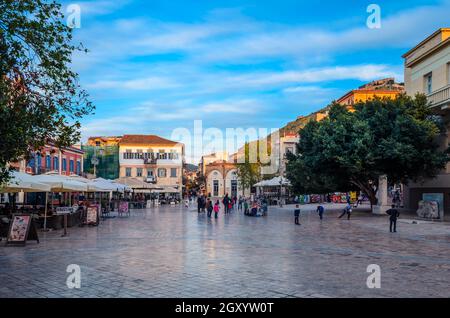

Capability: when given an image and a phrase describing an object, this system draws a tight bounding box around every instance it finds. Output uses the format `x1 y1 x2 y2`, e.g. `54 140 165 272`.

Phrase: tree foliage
0 0 93 183
236 142 263 194
286 94 449 206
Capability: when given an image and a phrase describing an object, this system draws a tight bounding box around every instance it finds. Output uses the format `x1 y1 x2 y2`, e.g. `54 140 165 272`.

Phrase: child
214 200 220 219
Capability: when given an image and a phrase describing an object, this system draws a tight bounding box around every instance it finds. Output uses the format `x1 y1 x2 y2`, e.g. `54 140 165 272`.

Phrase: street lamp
91 147 103 178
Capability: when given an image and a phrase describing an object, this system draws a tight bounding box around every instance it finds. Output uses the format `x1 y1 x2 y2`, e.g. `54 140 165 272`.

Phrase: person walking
244 199 249 215
223 194 230 214
197 195 202 213
317 205 325 220
294 204 301 225
214 200 220 219
238 196 243 211
339 203 352 220
386 204 400 232
206 198 213 218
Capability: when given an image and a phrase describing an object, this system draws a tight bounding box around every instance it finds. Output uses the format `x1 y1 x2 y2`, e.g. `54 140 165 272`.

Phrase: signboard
7 214 39 245
423 193 444 219
119 201 129 213
55 207 73 215
86 205 99 225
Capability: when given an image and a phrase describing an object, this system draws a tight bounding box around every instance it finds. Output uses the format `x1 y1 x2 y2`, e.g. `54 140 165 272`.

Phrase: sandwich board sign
6 214 39 245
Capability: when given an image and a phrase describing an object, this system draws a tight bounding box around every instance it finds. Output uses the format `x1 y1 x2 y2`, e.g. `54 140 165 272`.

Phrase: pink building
22 143 84 176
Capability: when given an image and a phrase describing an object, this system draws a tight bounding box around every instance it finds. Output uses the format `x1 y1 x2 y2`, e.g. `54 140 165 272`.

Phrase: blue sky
64 0 450 161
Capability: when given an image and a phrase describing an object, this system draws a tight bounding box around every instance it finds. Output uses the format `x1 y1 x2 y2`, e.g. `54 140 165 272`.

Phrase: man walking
317 205 325 220
223 194 230 214
339 203 352 220
386 204 400 232
206 198 213 218
294 204 301 225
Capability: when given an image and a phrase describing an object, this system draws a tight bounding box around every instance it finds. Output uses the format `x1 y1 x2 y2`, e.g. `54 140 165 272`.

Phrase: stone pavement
0 203 449 298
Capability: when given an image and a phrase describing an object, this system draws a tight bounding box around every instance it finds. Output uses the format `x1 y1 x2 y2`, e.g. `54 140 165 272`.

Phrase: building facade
204 160 242 198
83 136 121 180
402 28 450 218
118 135 184 196
16 143 84 176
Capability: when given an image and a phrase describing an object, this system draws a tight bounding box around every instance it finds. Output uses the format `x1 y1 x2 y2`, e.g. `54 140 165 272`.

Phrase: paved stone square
1 203 449 298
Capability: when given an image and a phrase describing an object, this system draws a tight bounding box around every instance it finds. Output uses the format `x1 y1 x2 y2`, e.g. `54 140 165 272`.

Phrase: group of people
293 203 401 232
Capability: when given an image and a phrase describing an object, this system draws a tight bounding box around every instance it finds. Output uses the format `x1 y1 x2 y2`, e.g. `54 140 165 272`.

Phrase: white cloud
87 76 178 90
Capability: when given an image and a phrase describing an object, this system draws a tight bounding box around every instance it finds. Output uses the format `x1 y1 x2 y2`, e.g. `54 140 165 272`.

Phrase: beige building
204 160 242 198
402 28 450 219
199 152 228 177
117 135 184 197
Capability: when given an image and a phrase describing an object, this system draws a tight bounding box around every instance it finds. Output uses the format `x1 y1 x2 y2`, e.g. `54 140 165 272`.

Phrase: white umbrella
92 178 124 192
0 171 51 193
33 174 88 192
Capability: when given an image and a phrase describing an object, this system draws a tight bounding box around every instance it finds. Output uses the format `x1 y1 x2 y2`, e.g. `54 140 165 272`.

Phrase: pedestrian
238 196 243 211
197 195 202 213
386 204 400 232
317 205 325 220
206 199 213 218
294 204 301 225
244 199 249 215
354 194 363 208
223 194 230 214
339 203 352 220
214 200 220 219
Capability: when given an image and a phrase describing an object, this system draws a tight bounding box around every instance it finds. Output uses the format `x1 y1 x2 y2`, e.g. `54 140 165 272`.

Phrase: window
447 63 450 85
95 141 101 146
158 168 167 178
62 158 67 171
137 168 143 177
53 157 59 170
285 147 294 155
46 155 51 169
125 167 132 177
170 168 177 178
69 160 74 173
147 170 154 177
76 161 81 175
124 149 132 159
213 180 219 197
425 73 432 94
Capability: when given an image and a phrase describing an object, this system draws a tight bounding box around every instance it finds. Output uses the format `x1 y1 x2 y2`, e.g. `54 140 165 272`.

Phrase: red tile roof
120 135 179 146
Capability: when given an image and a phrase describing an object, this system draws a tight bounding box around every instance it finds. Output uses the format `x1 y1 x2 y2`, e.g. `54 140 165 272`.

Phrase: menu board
7 214 32 245
86 205 99 225
119 201 129 214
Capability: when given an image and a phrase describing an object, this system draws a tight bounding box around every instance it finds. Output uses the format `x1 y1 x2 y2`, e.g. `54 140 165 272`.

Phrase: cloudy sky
64 0 450 162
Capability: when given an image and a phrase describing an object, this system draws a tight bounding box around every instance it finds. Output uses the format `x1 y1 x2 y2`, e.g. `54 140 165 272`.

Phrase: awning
254 176 291 187
0 171 52 193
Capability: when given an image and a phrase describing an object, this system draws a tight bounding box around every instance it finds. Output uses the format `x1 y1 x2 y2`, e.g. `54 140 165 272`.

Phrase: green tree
236 142 263 195
286 94 449 208
0 0 93 184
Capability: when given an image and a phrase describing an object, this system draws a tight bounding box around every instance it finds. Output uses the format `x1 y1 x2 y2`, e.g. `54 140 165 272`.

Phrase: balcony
428 84 450 109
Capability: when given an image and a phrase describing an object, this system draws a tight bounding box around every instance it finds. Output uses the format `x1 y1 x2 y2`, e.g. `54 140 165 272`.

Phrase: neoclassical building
204 160 247 198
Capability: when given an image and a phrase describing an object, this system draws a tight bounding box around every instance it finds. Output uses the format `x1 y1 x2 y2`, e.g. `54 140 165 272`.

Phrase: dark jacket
386 208 400 220
294 209 300 217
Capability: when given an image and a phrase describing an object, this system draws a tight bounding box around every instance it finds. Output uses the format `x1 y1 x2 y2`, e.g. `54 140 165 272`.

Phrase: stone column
373 175 390 215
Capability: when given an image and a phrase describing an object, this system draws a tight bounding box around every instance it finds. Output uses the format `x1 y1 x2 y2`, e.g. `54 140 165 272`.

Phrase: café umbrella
0 171 51 193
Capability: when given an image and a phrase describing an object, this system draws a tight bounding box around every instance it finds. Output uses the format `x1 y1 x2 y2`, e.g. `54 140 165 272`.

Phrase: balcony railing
428 84 450 108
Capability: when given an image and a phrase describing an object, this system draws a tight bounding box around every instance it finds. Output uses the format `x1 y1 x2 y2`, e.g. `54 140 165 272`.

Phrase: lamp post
91 147 103 178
